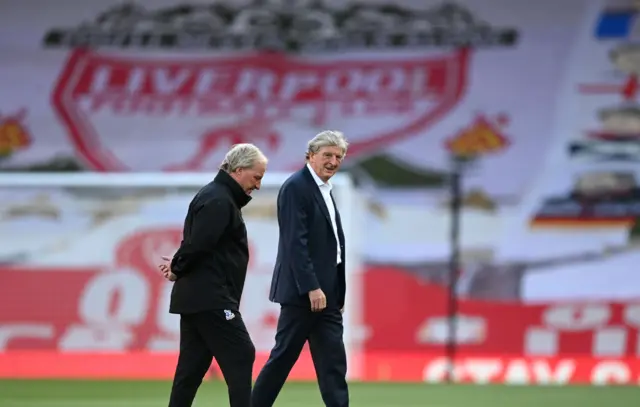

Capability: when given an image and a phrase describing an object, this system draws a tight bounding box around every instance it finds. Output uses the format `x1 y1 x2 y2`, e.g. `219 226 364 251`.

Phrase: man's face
308 145 344 182
231 161 266 195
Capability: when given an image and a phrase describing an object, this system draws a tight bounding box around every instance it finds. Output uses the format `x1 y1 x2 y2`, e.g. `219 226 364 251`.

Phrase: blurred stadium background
1 0 640 405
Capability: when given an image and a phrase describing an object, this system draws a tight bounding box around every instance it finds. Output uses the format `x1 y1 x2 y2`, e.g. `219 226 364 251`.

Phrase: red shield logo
52 48 469 171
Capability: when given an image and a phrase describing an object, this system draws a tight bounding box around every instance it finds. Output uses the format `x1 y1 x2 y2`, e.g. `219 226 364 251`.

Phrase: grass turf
0 379 638 407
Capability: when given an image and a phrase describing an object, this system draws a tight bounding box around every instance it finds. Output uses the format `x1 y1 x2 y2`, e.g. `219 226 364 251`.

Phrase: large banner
0 0 600 276
1 0 565 192
2 0 640 385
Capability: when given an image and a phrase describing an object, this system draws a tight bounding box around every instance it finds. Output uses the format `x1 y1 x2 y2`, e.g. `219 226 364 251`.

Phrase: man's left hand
159 256 177 282
340 307 344 314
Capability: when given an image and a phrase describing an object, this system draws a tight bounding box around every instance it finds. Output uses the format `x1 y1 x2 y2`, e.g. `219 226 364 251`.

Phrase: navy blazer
269 166 346 308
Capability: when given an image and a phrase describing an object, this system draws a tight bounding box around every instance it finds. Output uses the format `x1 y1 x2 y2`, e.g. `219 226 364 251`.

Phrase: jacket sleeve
171 198 230 277
278 183 320 295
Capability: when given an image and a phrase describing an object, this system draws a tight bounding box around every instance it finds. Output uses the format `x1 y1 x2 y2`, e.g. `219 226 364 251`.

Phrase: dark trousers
168 310 255 407
252 306 349 407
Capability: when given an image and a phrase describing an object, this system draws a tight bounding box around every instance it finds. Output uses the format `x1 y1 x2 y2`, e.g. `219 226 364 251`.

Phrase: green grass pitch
0 379 638 406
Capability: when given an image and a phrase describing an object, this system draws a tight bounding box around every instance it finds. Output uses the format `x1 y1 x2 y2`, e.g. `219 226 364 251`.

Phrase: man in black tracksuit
160 144 268 407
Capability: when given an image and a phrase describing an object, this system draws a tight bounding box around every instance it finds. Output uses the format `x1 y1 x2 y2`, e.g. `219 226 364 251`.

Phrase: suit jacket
269 166 346 308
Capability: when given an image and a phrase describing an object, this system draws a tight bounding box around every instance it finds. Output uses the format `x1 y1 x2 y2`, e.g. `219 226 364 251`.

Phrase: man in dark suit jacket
158 143 267 407
252 131 349 407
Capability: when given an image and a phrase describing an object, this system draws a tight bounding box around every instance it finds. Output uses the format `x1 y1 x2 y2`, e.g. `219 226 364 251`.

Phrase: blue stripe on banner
595 11 635 38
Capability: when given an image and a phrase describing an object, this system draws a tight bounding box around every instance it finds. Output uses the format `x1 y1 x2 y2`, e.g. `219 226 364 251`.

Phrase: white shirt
307 163 342 265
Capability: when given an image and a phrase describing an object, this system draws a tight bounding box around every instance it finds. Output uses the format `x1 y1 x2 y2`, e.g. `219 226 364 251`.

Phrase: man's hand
159 255 177 282
308 288 326 312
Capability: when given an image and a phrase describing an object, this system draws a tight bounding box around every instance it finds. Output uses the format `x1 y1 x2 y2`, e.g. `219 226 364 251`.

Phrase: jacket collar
214 169 252 208
301 164 317 187
305 163 333 190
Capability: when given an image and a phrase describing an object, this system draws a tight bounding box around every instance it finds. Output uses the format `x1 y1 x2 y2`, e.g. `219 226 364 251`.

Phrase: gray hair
307 130 349 157
219 143 268 172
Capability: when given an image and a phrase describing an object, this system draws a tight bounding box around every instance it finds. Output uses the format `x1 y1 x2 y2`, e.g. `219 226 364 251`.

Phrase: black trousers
168 310 256 407
252 306 349 407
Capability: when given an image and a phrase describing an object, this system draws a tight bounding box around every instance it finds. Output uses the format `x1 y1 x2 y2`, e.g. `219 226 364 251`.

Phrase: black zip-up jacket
169 170 251 314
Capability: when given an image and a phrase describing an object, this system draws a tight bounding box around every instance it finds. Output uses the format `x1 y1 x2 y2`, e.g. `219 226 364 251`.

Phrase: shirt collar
306 163 332 190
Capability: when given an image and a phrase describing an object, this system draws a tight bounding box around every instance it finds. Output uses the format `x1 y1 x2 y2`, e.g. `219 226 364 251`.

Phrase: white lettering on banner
58 270 149 351
236 69 274 101
77 270 149 325
414 315 486 345
324 69 408 94
154 69 192 94
525 303 640 357
53 265 187 351
0 324 55 350
279 73 319 100
58 324 135 351
423 358 576 385
82 63 432 118
88 94 414 120
591 361 632 386
543 304 610 331
90 67 110 93
424 358 500 384
194 70 224 95
87 65 430 98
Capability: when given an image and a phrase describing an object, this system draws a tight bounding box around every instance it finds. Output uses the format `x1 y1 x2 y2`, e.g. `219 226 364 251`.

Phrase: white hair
219 143 268 173
307 130 349 157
